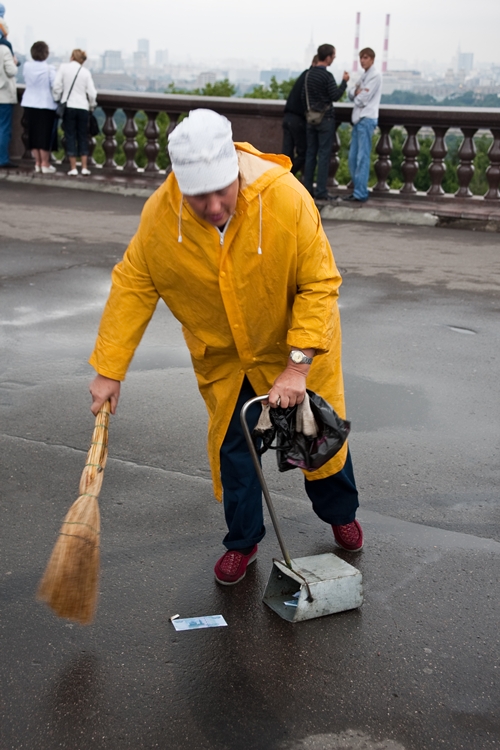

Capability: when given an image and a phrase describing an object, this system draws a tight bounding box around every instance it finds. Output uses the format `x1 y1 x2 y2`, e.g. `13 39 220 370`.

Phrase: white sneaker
67 169 78 176
34 164 41 173
81 168 91 175
41 165 56 174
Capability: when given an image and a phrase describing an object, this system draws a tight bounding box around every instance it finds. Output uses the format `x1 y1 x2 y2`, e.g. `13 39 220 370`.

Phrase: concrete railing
12 87 500 201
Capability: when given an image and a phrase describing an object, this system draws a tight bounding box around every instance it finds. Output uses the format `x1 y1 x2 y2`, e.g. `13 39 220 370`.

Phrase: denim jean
348 117 378 200
303 116 336 198
220 377 359 550
282 112 307 176
0 103 13 165
63 107 89 156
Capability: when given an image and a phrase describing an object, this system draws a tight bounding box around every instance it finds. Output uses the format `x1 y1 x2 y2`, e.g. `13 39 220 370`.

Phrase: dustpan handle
240 395 293 569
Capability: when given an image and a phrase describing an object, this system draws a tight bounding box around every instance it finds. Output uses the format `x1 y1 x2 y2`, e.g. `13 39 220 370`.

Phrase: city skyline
6 0 500 68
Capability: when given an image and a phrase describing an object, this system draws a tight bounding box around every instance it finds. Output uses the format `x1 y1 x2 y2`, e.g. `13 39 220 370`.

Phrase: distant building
137 39 150 65
92 73 136 91
381 70 422 96
304 34 315 68
260 69 291 85
227 68 260 85
102 50 124 73
197 71 217 87
133 51 148 71
155 49 169 67
457 51 473 75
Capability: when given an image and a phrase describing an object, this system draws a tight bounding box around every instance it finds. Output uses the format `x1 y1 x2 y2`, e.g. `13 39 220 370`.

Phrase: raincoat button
220 271 226 278
233 324 239 329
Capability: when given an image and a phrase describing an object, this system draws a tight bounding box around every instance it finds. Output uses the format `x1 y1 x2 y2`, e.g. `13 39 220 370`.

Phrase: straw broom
37 401 111 625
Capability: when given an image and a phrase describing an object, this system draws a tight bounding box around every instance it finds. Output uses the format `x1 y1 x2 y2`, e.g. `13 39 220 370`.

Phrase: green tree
244 75 297 100
195 79 236 97
165 79 236 97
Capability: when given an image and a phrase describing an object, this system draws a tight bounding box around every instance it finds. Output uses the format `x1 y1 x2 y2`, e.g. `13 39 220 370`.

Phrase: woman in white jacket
52 48 97 175
21 41 57 173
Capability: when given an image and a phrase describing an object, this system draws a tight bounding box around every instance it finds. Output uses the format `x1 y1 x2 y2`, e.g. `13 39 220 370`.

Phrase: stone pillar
455 127 477 198
400 126 420 194
427 126 448 196
484 128 500 201
373 124 392 192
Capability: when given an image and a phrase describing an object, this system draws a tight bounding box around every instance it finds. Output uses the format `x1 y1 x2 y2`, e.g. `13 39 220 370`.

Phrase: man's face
360 54 374 71
184 178 239 228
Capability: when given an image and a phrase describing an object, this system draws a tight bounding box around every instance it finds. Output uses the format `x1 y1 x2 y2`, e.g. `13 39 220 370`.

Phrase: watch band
289 350 313 365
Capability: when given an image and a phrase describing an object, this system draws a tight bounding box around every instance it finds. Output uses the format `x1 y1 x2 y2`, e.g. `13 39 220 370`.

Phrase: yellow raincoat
89 142 348 501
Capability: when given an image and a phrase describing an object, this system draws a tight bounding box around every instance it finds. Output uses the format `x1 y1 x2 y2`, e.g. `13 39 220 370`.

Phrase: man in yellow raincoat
89 109 363 586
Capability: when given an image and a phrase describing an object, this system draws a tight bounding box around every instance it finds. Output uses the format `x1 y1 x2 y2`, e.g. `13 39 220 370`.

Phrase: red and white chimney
352 12 361 72
382 13 390 73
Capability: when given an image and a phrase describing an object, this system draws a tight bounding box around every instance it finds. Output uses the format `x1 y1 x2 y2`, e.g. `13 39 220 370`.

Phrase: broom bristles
37 402 110 625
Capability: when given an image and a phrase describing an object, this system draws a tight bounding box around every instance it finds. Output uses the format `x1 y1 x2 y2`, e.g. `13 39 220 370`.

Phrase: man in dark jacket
282 55 317 176
302 44 349 201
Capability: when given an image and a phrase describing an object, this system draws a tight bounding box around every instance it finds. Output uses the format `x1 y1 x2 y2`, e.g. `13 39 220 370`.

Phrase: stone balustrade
13 88 500 201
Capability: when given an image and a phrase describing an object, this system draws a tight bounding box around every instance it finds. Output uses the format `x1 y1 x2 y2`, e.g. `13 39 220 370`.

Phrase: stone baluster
484 128 500 201
400 126 420 194
144 110 160 173
455 127 477 198
165 113 180 173
327 126 341 188
102 107 118 170
373 124 393 192
123 108 139 173
427 126 448 196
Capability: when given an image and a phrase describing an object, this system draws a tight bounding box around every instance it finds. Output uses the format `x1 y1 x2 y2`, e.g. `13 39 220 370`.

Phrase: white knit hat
168 109 239 195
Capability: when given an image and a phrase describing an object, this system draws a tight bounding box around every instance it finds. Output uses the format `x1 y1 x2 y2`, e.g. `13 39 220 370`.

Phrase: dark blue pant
63 107 89 156
348 117 378 200
303 116 336 199
220 378 359 550
0 103 13 165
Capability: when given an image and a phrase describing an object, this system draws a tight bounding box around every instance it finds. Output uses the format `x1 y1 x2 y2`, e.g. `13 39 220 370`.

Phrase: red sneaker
332 520 364 551
214 545 258 586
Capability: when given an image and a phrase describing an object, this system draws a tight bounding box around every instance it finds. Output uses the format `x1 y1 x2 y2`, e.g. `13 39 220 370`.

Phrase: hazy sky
7 0 500 68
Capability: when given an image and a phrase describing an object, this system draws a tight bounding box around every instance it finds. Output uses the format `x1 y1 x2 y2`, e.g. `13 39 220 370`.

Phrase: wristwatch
289 350 313 365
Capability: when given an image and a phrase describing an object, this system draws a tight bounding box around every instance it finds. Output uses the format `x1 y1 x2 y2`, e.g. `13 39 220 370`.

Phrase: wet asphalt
0 182 499 750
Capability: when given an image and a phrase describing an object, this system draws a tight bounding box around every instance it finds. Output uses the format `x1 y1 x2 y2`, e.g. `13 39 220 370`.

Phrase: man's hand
342 71 350 82
89 374 121 416
267 349 315 408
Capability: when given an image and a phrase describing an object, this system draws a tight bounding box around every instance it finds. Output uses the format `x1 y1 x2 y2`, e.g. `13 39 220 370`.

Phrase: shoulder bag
304 70 328 125
56 65 82 119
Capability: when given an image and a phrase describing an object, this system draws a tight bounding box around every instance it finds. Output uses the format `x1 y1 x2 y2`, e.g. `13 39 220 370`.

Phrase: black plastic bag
253 390 350 473
89 113 100 137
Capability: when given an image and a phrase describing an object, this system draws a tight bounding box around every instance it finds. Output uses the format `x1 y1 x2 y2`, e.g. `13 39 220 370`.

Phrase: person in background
282 55 318 177
52 48 97 176
343 47 382 204
0 35 17 168
0 3 18 64
21 41 58 174
301 43 349 202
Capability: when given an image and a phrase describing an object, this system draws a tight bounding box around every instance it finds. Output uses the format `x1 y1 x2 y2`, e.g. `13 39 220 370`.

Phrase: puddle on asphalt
344 374 429 432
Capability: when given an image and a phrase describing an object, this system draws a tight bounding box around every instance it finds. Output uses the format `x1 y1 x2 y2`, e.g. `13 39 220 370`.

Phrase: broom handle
79 401 111 496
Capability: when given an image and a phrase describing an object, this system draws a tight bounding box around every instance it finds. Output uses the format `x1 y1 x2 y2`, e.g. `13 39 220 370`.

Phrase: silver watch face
290 350 305 364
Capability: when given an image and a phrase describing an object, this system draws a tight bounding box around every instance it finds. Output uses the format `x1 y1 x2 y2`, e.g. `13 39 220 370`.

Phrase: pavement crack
1 432 212 485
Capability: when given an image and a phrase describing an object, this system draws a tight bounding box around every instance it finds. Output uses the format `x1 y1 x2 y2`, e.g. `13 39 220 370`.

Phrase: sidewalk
2 165 500 231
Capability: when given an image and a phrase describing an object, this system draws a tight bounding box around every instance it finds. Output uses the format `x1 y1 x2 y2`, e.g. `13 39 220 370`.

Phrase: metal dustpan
241 395 363 623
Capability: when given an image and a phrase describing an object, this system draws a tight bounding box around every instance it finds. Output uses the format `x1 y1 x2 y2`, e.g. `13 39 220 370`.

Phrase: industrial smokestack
382 13 390 73
352 12 361 72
